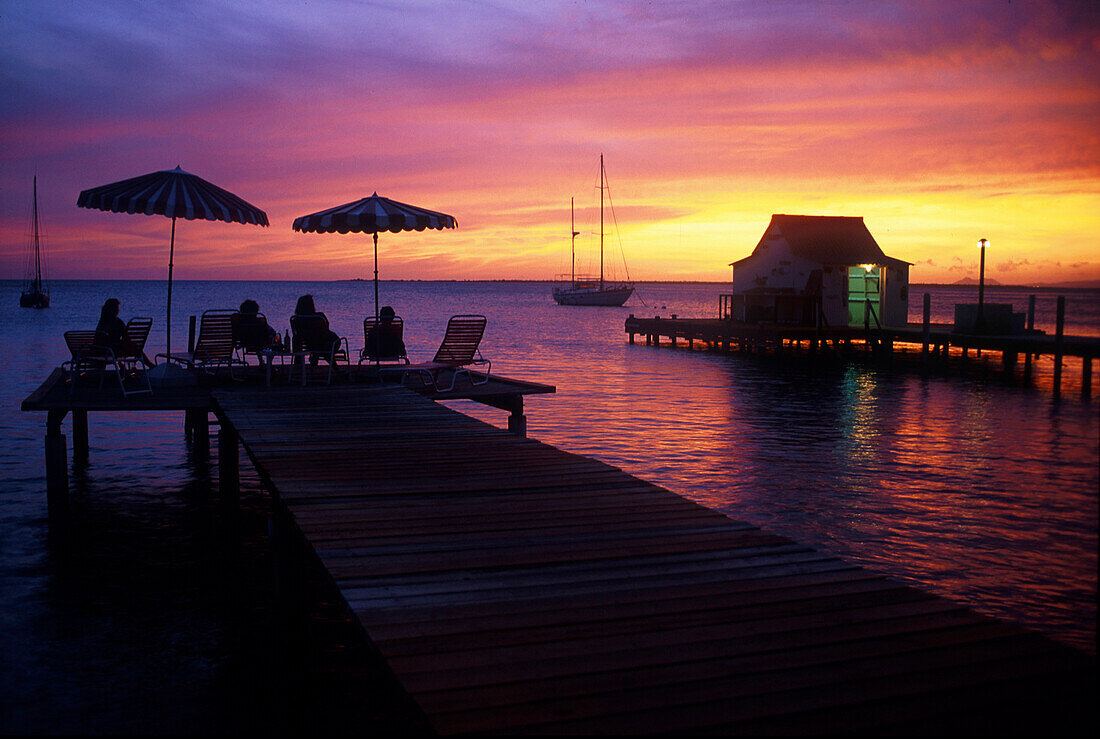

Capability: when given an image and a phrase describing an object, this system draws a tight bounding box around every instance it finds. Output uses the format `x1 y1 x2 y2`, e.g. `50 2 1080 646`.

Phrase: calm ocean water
2 279 1097 733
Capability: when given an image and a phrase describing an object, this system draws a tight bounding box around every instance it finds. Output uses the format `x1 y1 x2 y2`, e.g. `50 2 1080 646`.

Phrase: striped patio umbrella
78 166 268 360
293 193 457 321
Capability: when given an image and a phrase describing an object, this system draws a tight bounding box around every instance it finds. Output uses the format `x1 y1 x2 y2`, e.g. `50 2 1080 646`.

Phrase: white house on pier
727 214 910 328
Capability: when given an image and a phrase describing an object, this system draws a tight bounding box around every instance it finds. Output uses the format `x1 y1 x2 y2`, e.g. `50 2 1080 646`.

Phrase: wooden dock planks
213 386 1096 735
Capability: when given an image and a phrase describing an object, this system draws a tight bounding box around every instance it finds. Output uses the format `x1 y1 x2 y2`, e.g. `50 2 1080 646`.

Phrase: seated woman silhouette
95 298 126 349
234 298 281 351
94 297 150 365
366 305 406 360
293 294 340 364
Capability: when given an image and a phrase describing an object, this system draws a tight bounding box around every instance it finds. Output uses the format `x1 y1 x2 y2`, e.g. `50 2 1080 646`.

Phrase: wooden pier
20 365 1097 734
20 365 554 520
208 385 1093 735
626 312 1100 396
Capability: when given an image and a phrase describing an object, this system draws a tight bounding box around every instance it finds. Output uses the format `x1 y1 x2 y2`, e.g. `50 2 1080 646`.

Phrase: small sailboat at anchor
553 155 634 306
19 176 50 309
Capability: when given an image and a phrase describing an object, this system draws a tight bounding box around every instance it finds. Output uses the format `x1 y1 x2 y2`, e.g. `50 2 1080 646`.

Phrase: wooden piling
1024 295 1037 383
217 421 239 504
190 408 209 458
921 293 930 359
1054 296 1065 396
71 409 89 463
45 410 68 523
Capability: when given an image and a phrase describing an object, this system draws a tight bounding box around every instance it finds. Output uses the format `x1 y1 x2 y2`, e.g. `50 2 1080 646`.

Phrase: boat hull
20 291 50 309
553 285 634 306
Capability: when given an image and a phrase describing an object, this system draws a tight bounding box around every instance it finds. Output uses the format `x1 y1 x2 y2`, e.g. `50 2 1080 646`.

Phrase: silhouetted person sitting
293 294 340 365
366 305 406 360
234 298 280 351
94 298 142 360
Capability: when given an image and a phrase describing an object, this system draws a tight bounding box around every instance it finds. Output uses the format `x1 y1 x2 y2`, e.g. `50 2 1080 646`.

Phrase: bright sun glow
1 2 1098 285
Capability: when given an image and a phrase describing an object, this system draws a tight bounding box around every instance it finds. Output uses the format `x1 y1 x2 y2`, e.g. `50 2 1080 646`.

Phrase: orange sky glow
2 1 1098 285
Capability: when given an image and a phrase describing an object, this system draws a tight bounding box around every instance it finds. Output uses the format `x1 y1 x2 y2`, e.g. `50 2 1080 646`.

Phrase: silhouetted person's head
240 299 260 315
100 298 120 321
295 294 316 315
380 305 396 323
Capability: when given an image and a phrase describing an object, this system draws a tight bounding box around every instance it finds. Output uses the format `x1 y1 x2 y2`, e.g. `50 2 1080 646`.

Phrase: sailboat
19 177 50 309
553 155 635 306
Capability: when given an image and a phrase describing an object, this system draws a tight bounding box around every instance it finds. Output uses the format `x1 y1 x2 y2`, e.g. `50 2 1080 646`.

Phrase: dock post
508 412 527 437
71 409 89 463
1082 357 1092 398
1024 295 1036 383
190 408 210 458
45 410 69 523
921 294 931 359
1054 296 1065 396
217 419 240 505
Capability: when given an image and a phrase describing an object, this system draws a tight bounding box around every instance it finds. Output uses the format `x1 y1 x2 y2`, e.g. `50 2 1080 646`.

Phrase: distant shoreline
4 278 1098 290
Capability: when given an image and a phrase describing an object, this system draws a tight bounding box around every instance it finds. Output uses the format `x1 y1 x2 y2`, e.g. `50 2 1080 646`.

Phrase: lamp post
977 238 989 329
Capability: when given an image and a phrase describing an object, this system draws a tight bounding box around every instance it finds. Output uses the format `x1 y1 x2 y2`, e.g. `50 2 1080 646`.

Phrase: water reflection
717 357 1097 654
2 280 1096 734
463 337 1097 654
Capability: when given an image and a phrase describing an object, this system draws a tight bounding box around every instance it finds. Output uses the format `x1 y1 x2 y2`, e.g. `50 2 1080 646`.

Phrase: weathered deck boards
214 386 1096 735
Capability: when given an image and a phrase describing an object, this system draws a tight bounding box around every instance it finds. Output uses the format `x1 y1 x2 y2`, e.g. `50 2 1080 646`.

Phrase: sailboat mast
599 153 604 289
570 197 577 283
32 176 41 292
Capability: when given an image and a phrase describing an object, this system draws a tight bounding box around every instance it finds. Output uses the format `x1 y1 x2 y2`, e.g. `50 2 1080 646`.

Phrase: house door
847 266 881 327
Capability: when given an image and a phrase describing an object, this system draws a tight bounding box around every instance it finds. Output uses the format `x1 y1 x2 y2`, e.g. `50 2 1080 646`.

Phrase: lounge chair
232 311 277 364
157 309 243 378
387 314 491 392
64 329 152 397
359 315 409 365
123 317 154 369
290 314 349 385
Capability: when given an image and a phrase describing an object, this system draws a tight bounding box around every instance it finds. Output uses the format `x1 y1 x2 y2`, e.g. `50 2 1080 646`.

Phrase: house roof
730 214 911 268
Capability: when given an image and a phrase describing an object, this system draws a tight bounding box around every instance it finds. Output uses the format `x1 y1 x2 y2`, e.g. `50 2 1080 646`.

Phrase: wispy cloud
2 0 1098 283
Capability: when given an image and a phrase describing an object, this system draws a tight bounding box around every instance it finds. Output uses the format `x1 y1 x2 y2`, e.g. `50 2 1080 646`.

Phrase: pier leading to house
20 367 1097 734
210 384 1095 735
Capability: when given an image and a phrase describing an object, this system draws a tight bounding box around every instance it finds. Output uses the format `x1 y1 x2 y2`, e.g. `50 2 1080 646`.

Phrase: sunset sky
2 0 1098 284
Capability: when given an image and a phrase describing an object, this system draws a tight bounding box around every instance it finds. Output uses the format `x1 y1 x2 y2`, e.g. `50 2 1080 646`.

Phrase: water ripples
1 279 1096 733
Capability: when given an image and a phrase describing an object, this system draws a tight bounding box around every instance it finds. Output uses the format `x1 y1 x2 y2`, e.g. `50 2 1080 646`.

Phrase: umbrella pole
373 231 379 322
167 216 176 357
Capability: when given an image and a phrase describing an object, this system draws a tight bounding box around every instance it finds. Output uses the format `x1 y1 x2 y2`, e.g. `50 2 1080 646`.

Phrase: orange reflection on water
459 334 1097 654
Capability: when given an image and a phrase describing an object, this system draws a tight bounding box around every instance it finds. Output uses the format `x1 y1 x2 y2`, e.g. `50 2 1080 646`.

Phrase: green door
847 266 881 326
